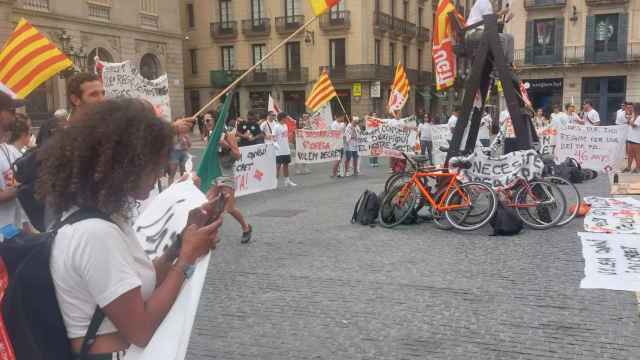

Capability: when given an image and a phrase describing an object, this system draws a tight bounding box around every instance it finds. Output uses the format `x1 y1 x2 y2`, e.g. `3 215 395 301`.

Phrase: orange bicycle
379 154 497 230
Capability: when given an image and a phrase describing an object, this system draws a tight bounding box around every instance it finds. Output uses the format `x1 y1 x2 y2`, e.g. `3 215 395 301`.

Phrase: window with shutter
617 13 628 61
554 18 564 64
525 20 534 64
585 16 595 63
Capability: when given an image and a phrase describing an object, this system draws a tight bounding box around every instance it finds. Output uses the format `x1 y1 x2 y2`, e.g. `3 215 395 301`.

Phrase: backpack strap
351 192 366 224
78 307 106 360
53 208 112 232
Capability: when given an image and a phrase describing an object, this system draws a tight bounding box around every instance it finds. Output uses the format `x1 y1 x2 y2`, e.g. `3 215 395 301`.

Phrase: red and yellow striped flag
387 63 410 113
305 69 337 113
0 18 73 99
308 0 340 16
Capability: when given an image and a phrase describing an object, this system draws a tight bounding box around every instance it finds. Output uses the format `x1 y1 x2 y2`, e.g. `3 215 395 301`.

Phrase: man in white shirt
562 103 582 125
616 102 633 125
549 104 567 129
478 109 492 147
447 109 461 135
581 101 601 126
274 112 296 187
260 111 277 142
343 117 360 176
330 116 346 177
418 116 433 164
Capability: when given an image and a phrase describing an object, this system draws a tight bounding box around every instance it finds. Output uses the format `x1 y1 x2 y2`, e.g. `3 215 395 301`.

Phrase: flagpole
193 15 319 118
334 95 350 122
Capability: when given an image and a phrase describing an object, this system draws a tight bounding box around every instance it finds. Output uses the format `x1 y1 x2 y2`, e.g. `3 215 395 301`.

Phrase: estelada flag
432 0 462 92
308 0 340 16
306 69 337 113
0 18 73 99
388 63 410 114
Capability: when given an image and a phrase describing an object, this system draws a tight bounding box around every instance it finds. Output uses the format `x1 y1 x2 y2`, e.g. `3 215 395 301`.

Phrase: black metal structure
445 14 537 163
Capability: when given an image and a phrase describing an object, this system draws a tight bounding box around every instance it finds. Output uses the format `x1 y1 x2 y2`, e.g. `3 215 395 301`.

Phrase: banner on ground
99 60 172 121
555 124 627 173
234 143 277 197
363 117 417 158
583 197 640 234
295 130 343 163
537 126 557 156
430 124 450 166
458 149 544 188
128 181 209 360
579 232 640 291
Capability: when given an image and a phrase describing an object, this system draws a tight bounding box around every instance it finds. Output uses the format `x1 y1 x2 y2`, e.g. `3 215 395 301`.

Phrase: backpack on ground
555 157 584 184
1 209 111 360
351 190 380 226
489 202 524 236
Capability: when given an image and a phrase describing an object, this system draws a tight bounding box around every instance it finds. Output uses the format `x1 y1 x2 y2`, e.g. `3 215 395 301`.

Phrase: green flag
197 92 234 193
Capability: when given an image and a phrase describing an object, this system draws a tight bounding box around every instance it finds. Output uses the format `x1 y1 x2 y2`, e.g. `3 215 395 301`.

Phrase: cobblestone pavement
186 151 640 359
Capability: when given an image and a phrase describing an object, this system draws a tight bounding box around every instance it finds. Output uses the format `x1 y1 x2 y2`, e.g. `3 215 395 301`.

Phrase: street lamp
56 30 88 78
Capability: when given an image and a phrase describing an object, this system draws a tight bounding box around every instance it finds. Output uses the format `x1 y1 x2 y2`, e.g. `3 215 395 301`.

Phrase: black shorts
276 155 292 165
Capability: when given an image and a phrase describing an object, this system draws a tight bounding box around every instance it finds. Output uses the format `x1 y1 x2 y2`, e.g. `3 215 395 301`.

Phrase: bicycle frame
496 177 555 209
399 169 470 212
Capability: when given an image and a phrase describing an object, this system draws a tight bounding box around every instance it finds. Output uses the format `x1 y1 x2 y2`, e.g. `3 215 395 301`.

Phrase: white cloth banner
99 60 172 121
579 232 640 291
234 143 277 197
363 117 417 158
127 181 208 360
295 130 343 163
430 124 450 166
458 149 544 188
308 104 333 130
537 126 557 156
583 196 640 234
555 124 627 172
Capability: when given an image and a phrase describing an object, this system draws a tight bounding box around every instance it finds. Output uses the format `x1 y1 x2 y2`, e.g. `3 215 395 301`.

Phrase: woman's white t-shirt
50 214 156 338
418 123 431 141
628 116 640 144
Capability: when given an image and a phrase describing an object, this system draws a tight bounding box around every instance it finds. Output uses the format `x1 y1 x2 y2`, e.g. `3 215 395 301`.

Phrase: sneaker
241 225 252 244
285 179 297 187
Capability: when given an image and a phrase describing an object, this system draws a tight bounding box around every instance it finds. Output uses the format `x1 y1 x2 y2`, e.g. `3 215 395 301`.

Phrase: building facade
0 0 185 124
182 0 434 121
506 0 640 125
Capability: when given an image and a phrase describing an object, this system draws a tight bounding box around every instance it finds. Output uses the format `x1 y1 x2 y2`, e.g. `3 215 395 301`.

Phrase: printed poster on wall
579 232 640 291
295 130 344 164
555 124 627 173
128 181 209 360
99 60 172 121
233 143 277 197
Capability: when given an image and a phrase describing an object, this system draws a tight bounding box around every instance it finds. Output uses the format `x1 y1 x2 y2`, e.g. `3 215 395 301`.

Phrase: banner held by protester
295 130 343 163
555 124 627 173
234 143 277 197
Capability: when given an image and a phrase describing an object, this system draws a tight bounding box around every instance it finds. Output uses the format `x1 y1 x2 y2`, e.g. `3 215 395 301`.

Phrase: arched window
140 53 161 80
87 47 113 73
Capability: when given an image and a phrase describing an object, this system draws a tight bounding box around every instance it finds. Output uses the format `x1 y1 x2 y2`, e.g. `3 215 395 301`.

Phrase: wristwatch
175 261 196 279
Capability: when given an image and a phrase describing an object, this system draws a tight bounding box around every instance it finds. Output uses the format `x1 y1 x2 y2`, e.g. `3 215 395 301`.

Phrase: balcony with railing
585 0 627 5
210 21 238 40
388 17 416 39
88 1 111 22
514 43 640 67
524 0 567 9
244 68 309 85
22 0 49 11
321 65 394 82
242 18 271 37
275 15 305 34
417 27 430 43
319 11 351 32
210 69 244 88
373 12 392 33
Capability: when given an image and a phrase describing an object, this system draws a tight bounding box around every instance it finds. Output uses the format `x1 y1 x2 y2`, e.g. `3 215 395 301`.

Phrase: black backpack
555 157 584 184
351 190 380 226
13 148 47 232
1 209 111 360
489 202 524 236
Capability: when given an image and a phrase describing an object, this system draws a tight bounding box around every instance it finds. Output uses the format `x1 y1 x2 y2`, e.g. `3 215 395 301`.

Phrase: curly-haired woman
41 98 221 359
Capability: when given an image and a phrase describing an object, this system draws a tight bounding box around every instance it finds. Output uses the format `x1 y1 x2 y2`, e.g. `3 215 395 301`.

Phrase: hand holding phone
186 192 227 228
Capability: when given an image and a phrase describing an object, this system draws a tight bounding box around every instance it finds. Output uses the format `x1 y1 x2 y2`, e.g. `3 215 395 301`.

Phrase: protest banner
234 143 277 197
458 149 544 188
295 130 343 164
583 197 640 234
579 232 640 291
555 124 627 173
430 124 450 166
127 181 209 360
363 116 417 158
99 60 172 121
308 103 332 129
537 126 557 156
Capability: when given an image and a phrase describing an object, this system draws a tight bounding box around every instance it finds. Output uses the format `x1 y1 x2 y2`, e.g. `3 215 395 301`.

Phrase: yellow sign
352 82 362 97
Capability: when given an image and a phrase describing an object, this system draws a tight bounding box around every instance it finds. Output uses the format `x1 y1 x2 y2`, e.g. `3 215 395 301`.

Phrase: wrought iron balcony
390 18 416 39
210 21 238 40
417 27 430 43
524 0 567 9
275 15 305 34
210 69 244 88
242 18 271 37
513 43 640 67
244 68 309 85
321 65 395 82
319 11 351 31
373 11 392 33
585 0 627 5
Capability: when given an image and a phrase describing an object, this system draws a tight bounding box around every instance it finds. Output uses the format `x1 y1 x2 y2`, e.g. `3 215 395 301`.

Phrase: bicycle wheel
379 183 418 228
515 180 567 230
428 186 452 230
445 182 498 231
543 176 581 226
384 172 413 193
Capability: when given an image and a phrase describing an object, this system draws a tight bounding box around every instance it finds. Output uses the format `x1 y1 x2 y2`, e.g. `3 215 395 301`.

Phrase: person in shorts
343 116 360 176
274 112 297 187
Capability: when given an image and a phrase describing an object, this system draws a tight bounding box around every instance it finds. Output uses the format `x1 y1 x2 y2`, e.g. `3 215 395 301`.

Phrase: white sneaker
285 179 297 187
